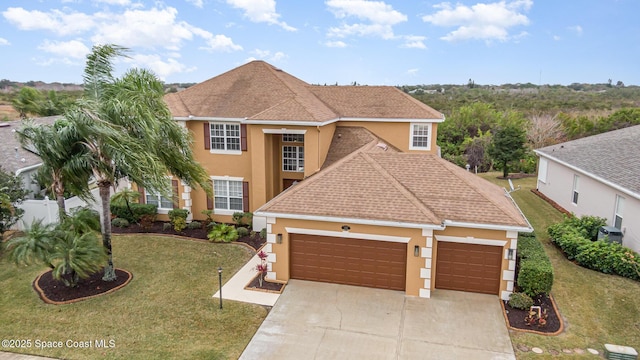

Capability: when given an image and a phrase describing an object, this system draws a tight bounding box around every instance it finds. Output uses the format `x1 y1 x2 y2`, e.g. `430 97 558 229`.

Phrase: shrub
517 232 554 297
208 224 238 243
232 211 253 227
173 217 187 232
576 215 607 241
187 221 202 230
111 218 130 228
237 226 249 237
162 222 173 232
259 228 267 239
555 230 591 260
110 203 157 223
508 292 534 310
200 209 214 228
139 214 155 231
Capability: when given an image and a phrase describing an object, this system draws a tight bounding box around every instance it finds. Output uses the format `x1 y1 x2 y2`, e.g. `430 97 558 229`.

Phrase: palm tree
16 119 93 220
6 212 107 287
68 45 212 281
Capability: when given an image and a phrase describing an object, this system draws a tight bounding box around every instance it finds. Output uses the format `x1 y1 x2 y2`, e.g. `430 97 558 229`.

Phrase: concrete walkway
240 280 515 360
213 249 281 306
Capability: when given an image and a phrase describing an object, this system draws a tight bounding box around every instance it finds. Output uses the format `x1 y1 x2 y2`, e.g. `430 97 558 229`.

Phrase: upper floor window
409 123 432 150
283 146 304 172
572 175 579 205
283 134 304 143
211 123 240 151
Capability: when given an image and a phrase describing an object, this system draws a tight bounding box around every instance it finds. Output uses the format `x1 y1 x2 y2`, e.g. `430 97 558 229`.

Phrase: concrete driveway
240 280 515 360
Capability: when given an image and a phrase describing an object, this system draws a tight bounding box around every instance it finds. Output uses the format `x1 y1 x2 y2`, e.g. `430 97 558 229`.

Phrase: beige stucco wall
262 217 516 299
338 121 439 154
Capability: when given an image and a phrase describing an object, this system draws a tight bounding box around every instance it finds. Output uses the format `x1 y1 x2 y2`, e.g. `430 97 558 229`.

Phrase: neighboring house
535 126 640 252
163 60 532 300
0 116 60 198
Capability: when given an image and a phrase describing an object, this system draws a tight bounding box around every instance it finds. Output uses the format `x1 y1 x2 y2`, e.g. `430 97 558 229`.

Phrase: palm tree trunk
99 184 117 281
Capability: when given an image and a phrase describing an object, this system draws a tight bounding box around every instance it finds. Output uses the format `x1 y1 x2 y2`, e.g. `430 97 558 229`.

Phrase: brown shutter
204 122 210 150
171 179 179 209
242 181 249 211
240 124 247 151
206 193 213 210
138 186 145 204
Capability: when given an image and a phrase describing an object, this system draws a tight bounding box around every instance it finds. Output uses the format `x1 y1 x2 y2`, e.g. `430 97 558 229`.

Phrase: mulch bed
34 268 132 304
502 294 563 335
245 273 285 293
112 221 266 250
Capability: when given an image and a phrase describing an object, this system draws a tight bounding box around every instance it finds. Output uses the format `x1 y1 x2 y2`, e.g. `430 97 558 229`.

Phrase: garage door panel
290 234 406 291
435 241 502 295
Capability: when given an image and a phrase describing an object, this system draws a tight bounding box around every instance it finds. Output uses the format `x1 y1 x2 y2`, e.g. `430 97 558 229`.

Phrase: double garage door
435 241 502 295
290 234 407 291
289 234 502 295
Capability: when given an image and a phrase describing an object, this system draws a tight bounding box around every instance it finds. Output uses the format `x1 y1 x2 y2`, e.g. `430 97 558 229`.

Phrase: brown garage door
290 234 407 291
435 241 502 295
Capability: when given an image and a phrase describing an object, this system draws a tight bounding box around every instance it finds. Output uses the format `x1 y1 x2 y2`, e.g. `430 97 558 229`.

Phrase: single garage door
435 241 502 295
290 234 407 291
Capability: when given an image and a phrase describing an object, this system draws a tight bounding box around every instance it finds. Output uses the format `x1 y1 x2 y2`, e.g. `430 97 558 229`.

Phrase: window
282 134 304 142
145 181 174 210
409 123 432 150
210 123 240 151
537 157 548 183
572 175 579 204
614 195 624 228
213 179 243 211
283 146 304 172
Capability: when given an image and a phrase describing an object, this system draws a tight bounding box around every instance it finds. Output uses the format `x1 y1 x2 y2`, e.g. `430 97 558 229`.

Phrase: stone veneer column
180 181 193 221
264 217 277 280
501 231 519 301
419 228 434 298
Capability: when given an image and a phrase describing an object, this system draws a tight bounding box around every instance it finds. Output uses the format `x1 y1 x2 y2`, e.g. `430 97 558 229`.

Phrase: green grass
0 235 268 359
480 173 640 358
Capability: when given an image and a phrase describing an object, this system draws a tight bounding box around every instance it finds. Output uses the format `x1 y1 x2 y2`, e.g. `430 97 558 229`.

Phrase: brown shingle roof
164 60 442 122
322 126 399 169
0 116 60 174
258 146 530 229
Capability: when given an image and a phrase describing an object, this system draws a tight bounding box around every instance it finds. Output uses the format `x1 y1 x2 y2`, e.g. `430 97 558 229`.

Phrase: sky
1 0 639 86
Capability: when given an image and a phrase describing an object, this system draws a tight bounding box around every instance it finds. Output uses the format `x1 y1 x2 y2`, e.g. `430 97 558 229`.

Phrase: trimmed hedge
517 232 554 297
110 203 157 223
548 215 640 281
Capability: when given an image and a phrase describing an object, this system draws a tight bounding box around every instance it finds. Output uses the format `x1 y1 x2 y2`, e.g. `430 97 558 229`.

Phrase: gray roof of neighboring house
0 116 60 174
536 125 640 195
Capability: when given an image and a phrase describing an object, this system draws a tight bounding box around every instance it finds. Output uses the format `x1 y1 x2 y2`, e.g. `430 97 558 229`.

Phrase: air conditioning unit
597 226 624 244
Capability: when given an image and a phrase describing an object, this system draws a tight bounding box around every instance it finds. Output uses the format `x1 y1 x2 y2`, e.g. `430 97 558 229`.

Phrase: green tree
11 87 44 118
5 210 106 287
0 166 29 235
16 119 93 220
68 44 212 281
488 125 527 178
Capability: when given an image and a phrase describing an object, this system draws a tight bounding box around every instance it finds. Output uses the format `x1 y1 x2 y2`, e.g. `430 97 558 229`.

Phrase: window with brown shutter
242 181 249 212
138 186 145 204
241 124 247 151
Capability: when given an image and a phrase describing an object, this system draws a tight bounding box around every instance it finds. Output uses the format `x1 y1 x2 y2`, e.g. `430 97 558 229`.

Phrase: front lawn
0 235 268 359
480 173 640 357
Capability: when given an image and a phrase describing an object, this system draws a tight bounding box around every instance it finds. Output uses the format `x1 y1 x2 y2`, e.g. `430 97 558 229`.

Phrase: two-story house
159 60 532 300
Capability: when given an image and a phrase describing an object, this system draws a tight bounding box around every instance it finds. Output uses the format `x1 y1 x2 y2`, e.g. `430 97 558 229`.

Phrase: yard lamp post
218 266 223 309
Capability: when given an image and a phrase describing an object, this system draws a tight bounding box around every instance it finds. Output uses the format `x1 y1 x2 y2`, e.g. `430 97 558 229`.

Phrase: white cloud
127 54 196 80
95 0 131 5
226 0 297 31
186 0 204 8
422 0 532 42
568 25 583 36
198 33 243 52
401 35 427 49
407 68 419 76
326 0 407 40
0 38 9 46
250 49 287 62
325 40 347 48
2 7 94 36
37 39 90 59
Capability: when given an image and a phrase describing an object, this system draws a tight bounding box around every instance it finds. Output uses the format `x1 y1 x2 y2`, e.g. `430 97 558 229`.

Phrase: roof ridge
360 152 440 224
436 157 522 224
